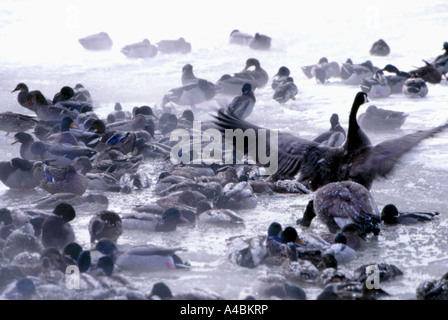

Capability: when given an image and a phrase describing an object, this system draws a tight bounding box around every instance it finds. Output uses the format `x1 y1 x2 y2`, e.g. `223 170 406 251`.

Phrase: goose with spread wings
213 91 448 191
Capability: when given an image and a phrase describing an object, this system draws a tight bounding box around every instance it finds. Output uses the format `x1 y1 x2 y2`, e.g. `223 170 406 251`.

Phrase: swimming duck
27 91 79 122
402 76 429 98
214 181 257 210
33 162 88 195
196 200 244 226
93 238 189 272
322 234 356 264
162 79 218 108
358 105 408 132
0 158 40 190
382 64 411 94
273 77 299 104
89 210 123 243
416 272 448 300
235 58 269 88
41 203 76 249
215 73 258 96
248 32 271 50
121 39 158 58
342 60 376 86
156 37 191 54
272 66 291 90
0 112 38 135
320 223 367 251
317 281 389 300
214 91 448 191
229 29 253 45
313 113 346 147
381 204 439 225
78 32 113 51
409 60 442 84
225 83 256 119
360 69 392 99
369 39 390 56
121 207 191 232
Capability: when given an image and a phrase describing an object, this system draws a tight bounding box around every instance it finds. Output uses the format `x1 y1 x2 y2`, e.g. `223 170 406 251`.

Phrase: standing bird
181 64 205 86
272 66 291 90
225 83 256 119
11 83 43 111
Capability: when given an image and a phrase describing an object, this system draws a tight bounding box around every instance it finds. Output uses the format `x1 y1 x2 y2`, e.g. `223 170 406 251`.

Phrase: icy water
0 0 447 300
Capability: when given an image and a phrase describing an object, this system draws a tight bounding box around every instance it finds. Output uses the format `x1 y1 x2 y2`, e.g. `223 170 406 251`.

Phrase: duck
78 32 113 50
381 204 439 225
43 116 80 146
0 112 38 135
213 91 448 191
416 272 448 300
298 181 381 236
27 90 79 122
272 66 291 90
301 57 328 80
228 29 253 45
33 162 88 195
29 140 97 167
214 181 258 210
181 64 206 86
105 114 148 133
72 156 122 192
147 281 224 300
11 132 36 160
2 277 36 300
224 83 256 119
342 60 376 86
0 158 41 190
313 113 346 147
322 233 356 264
402 76 429 98
34 192 109 210
369 39 390 56
382 64 411 94
320 223 367 251
248 32 271 50
11 83 43 111
235 58 269 88
354 263 404 283
195 200 244 226
93 238 189 272
121 39 158 58
360 69 392 99
215 73 258 96
121 207 191 232
317 281 389 300
41 203 76 249
161 79 218 107
357 105 408 131
247 274 307 300
409 60 442 84
433 42 448 80
156 37 191 54
272 77 299 104
302 58 341 84
88 210 123 243
73 83 93 104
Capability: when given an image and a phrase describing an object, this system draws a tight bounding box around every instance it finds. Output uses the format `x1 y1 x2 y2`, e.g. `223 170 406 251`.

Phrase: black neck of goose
345 97 371 152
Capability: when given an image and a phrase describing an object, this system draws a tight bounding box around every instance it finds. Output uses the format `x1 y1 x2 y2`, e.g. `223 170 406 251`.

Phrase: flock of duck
0 32 447 301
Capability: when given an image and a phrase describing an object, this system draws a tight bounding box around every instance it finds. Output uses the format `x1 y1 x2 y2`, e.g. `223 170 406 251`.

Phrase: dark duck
213 91 448 191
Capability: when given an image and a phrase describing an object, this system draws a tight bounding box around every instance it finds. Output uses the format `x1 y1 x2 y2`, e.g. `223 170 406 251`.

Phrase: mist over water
0 0 448 300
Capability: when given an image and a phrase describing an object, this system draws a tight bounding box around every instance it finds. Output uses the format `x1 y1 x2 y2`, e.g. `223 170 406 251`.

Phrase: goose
78 32 113 51
213 91 448 191
120 39 157 58
313 113 346 147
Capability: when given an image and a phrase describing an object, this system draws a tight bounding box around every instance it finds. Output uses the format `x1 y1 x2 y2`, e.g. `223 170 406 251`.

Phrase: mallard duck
409 60 442 84
360 69 392 99
156 37 191 54
147 281 224 300
11 132 35 160
196 200 244 226
382 64 411 94
248 274 307 300
27 91 79 122
342 60 376 86
273 77 298 104
302 57 341 84
402 76 429 98
33 162 88 195
11 83 43 111
30 140 97 167
317 281 389 300
181 63 205 86
0 158 40 190
225 83 256 119
43 116 80 146
78 32 113 50
41 203 76 249
229 29 253 45
0 112 38 135
322 234 356 264
272 66 291 90
121 39 157 58
73 84 92 104
72 156 122 192
162 79 218 107
381 204 439 225
2 277 36 300
298 181 381 236
214 181 257 210
215 73 258 96
248 32 271 50
369 39 390 56
358 105 408 132
313 113 346 147
105 114 148 133
121 207 191 232
93 238 189 272
235 58 269 88
213 91 448 191
416 272 448 300
355 263 403 283
34 192 109 210
320 223 367 251
434 42 448 80
89 210 123 243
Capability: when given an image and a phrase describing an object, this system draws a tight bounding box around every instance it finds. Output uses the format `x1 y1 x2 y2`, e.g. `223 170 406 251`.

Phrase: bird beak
11 138 19 145
295 236 305 245
70 122 79 129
